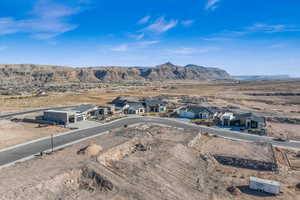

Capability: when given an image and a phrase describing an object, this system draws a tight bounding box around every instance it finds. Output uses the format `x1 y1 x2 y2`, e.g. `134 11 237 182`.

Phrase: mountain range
0 62 231 87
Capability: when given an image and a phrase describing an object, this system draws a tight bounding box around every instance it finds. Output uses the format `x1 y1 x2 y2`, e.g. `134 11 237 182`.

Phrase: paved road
0 106 76 119
1 117 300 167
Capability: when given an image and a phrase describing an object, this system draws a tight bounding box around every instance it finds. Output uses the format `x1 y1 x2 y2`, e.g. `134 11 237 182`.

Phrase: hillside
0 62 231 87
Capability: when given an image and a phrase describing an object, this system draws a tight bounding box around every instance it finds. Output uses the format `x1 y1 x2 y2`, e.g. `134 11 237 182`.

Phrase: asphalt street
1 116 300 167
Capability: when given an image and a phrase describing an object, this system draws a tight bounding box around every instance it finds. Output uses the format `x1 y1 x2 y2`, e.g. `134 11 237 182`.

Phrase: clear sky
0 0 300 76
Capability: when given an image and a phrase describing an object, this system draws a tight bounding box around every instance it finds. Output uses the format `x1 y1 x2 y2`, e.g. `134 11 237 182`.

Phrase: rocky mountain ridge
0 62 231 87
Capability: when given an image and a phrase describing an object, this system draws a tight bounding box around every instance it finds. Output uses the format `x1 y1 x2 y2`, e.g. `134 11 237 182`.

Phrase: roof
45 110 76 114
235 113 265 123
250 176 280 186
127 102 144 110
181 106 215 114
110 96 141 107
221 112 235 120
144 100 167 107
71 104 96 113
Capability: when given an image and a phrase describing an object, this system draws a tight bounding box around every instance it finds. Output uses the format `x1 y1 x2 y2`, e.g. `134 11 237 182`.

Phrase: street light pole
51 134 54 153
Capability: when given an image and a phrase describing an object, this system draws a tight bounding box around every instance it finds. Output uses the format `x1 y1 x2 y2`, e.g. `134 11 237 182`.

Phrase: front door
246 121 251 128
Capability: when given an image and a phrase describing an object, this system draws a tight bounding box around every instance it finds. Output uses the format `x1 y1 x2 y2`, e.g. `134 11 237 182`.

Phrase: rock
227 186 241 196
296 183 300 190
134 143 147 152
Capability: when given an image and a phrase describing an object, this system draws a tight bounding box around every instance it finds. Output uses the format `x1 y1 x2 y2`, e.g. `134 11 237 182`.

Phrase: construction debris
214 155 278 171
77 144 103 156
80 167 114 192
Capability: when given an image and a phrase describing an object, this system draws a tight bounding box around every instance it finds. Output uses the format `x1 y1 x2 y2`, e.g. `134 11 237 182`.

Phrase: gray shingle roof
182 106 215 114
235 113 265 123
127 102 144 110
144 100 167 107
71 104 96 113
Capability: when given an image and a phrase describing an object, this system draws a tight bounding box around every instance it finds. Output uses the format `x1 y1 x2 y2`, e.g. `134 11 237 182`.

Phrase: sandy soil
192 135 275 163
0 87 160 113
268 122 300 140
0 124 299 200
0 119 68 149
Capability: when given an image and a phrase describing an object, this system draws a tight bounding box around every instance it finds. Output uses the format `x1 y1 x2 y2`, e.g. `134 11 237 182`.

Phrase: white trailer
249 176 280 195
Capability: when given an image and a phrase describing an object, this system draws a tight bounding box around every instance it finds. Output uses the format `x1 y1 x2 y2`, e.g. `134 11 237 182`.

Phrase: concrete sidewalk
67 120 103 129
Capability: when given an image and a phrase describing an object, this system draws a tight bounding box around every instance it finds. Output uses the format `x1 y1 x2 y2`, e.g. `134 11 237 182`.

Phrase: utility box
249 176 280 195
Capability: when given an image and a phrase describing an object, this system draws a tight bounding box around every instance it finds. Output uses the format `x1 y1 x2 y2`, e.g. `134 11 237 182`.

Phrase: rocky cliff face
0 62 231 86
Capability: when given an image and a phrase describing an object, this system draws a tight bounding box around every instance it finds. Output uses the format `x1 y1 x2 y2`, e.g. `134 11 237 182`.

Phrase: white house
179 106 214 119
220 112 235 126
123 103 145 115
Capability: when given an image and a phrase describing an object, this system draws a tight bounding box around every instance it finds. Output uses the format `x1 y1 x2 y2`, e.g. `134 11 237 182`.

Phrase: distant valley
234 75 292 80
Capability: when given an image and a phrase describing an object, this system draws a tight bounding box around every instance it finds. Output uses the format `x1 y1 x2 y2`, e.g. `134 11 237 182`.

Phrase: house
70 104 99 120
143 100 167 113
43 110 77 125
43 104 98 125
249 176 280 195
123 103 145 115
109 96 141 109
98 106 108 116
98 105 115 116
232 113 266 129
105 104 115 114
179 106 215 119
218 112 235 126
109 97 128 108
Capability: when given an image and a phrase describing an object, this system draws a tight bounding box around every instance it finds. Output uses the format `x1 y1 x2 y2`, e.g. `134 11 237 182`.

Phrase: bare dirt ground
192 134 275 163
0 86 159 113
0 119 68 149
268 122 300 140
0 124 299 200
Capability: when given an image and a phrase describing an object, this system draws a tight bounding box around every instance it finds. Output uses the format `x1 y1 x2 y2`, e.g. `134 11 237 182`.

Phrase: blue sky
0 0 300 76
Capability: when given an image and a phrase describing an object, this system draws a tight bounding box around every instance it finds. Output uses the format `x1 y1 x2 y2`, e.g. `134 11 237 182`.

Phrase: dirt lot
192 134 275 163
268 122 300 140
0 119 68 149
0 124 299 200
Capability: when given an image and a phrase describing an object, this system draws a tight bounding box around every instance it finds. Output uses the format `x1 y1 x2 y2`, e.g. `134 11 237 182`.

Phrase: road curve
0 116 300 167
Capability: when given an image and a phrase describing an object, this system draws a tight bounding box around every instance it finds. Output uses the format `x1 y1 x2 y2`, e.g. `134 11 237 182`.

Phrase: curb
0 116 141 153
0 130 110 169
1 116 300 169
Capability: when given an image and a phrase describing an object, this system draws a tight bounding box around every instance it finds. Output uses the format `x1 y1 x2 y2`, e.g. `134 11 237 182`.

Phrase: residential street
1 116 300 167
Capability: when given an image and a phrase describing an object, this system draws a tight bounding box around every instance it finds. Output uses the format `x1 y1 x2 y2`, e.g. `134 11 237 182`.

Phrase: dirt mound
97 138 139 166
77 144 103 156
